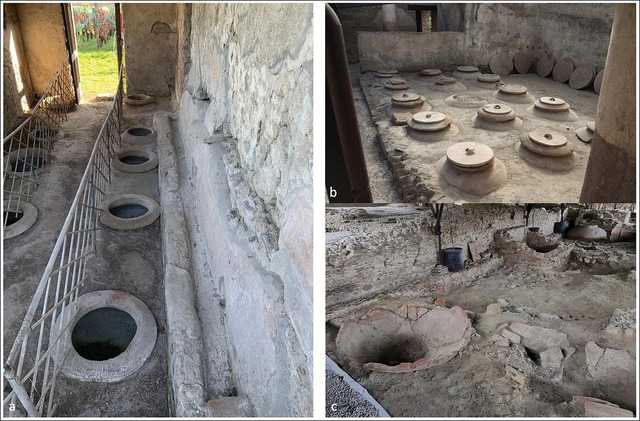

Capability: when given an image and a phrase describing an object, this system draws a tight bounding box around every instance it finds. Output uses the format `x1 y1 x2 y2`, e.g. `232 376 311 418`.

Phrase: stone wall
16 3 67 94
336 4 417 63
173 3 313 417
123 3 177 96
356 3 614 71
326 204 559 311
2 4 33 133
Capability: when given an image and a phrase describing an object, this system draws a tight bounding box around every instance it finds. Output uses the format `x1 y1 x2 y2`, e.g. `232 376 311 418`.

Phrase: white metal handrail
3 57 75 229
2 65 123 417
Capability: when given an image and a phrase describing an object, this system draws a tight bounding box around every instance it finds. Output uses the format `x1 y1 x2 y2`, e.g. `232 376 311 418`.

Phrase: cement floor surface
3 100 172 416
358 70 600 203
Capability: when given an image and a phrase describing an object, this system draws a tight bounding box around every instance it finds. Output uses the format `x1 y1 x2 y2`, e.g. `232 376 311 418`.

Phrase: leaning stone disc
552 57 575 83
529 130 568 147
482 103 512 115
413 111 446 124
478 74 500 82
457 65 478 72
537 55 555 77
447 142 494 168
499 84 527 95
587 121 595 132
540 96 566 106
594 69 604 94
514 51 530 74
436 76 457 85
569 64 596 89
489 52 513 76
392 92 420 103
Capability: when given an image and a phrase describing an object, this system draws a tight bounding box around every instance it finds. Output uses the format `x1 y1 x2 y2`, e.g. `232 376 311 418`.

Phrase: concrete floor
357 69 600 203
3 100 172 416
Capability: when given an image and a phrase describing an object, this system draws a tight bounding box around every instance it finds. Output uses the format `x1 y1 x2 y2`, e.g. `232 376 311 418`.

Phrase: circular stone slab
587 121 595 132
376 69 398 78
533 99 570 112
552 57 575 83
540 96 566 106
392 92 420 103
446 142 494 168
413 111 446 124
575 126 594 143
420 68 441 76
482 103 512 115
489 52 513 76
529 129 568 147
478 74 500 82
521 135 575 157
569 64 596 89
514 51 530 74
499 84 527 95
436 76 457 85
594 69 604 94
457 65 479 72
537 55 555 77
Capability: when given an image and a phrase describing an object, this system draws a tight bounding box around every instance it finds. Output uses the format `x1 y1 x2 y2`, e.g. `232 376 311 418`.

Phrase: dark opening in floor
4 210 24 226
72 307 137 361
120 155 149 165
128 127 152 137
109 204 148 218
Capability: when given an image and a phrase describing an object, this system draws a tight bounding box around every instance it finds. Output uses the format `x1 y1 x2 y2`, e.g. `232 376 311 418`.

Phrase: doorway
69 3 120 102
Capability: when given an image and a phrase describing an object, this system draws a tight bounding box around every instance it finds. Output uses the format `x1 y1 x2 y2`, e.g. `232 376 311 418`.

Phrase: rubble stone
540 347 563 369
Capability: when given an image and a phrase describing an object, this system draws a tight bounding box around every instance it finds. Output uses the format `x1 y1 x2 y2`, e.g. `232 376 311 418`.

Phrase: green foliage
77 36 118 100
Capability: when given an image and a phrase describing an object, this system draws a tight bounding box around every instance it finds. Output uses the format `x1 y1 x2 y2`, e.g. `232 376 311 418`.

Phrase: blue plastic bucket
443 247 464 272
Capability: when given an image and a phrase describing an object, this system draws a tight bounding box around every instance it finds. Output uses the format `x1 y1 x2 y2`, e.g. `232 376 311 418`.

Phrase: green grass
77 36 118 101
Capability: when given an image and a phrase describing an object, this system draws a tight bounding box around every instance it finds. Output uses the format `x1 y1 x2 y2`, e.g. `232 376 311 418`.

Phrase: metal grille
3 65 123 417
3 57 75 230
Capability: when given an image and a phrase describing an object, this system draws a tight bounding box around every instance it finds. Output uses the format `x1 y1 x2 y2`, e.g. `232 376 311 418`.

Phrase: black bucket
443 247 464 272
553 221 568 234
528 227 540 232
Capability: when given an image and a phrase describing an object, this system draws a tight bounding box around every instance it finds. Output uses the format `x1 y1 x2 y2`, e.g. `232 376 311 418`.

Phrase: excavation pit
112 148 159 173
3 201 38 239
72 307 137 361
100 194 160 230
122 127 157 145
336 305 474 374
56 290 157 382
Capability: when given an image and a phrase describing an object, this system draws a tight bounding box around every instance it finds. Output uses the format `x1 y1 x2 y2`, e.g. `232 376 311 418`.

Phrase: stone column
382 4 397 31
580 3 636 203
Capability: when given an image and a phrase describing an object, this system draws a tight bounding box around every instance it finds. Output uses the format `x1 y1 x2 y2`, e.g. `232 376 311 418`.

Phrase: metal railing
2 65 123 417
3 57 75 229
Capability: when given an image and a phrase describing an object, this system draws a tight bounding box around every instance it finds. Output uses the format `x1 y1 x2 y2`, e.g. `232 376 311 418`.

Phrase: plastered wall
3 4 33 133
174 3 313 417
123 3 178 96
356 3 614 72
